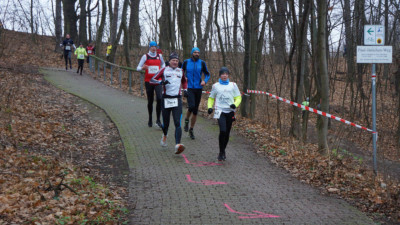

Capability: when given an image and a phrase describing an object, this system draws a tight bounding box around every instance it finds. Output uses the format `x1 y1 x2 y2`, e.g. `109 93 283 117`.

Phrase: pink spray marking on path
182 154 222 167
186 175 227 185
224 203 280 219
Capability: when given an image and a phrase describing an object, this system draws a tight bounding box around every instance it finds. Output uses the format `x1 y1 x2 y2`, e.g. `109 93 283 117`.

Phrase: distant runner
182 47 211 139
74 43 88 75
86 42 95 63
207 67 241 161
106 42 112 61
137 41 165 128
60 34 76 70
150 52 187 154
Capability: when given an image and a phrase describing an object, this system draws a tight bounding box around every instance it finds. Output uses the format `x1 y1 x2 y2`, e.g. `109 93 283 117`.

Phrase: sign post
357 25 392 174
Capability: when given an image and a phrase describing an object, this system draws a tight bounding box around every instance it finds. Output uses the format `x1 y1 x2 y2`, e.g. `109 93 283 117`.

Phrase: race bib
213 110 222 119
164 98 178 108
148 66 159 74
79 54 84 59
65 46 71 50
88 50 92 54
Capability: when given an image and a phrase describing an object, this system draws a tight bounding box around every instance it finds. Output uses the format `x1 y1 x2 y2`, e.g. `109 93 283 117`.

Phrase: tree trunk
343 0 355 118
79 0 88 45
268 0 286 64
316 0 329 153
233 0 239 52
178 0 194 59
87 0 92 42
55 0 62 51
159 0 173 50
128 0 141 48
215 0 226 66
95 0 106 58
290 0 310 139
195 0 214 56
241 0 267 119
110 0 129 65
62 0 78 40
110 0 119 43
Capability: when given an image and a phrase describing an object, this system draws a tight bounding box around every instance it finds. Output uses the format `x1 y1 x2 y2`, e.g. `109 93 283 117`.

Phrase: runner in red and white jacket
86 43 95 63
137 41 165 128
150 52 187 154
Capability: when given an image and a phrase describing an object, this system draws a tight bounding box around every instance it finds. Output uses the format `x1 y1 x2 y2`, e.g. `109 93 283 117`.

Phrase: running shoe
184 120 189 132
189 129 195 139
156 121 163 129
148 120 152 127
175 144 185 154
222 152 226 161
218 153 224 161
160 135 167 147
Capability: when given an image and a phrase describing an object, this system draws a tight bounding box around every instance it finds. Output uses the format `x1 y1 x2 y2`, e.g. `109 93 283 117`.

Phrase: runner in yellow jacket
74 43 88 75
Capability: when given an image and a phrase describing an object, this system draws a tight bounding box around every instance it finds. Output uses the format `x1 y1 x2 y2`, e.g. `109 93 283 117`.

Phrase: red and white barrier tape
247 90 376 134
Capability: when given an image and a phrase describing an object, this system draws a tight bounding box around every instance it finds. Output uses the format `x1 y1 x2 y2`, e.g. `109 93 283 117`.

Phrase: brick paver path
43 68 375 224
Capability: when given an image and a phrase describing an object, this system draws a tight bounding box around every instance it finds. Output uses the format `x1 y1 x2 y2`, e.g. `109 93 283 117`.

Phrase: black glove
230 104 236 109
162 80 170 85
208 108 213 115
183 90 188 98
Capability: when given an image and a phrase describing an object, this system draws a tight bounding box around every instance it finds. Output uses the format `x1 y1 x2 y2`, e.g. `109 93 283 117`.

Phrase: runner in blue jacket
182 47 211 139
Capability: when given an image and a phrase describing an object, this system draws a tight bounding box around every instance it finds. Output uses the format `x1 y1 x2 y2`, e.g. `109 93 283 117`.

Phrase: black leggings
218 112 235 154
187 88 203 115
145 82 162 122
162 97 182 144
64 51 72 68
77 59 84 74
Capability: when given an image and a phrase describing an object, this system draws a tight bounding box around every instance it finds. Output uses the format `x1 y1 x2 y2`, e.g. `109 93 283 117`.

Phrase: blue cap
149 41 157 48
191 47 200 55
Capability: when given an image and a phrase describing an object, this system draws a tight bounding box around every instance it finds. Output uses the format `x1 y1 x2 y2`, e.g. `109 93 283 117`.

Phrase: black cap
169 52 179 61
219 67 229 76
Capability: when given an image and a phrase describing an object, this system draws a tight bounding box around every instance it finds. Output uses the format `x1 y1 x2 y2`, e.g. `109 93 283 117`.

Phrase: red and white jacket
150 67 187 97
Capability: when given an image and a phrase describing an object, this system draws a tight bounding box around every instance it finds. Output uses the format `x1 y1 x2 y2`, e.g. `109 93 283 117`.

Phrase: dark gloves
183 89 188 98
208 108 213 114
162 80 170 85
230 104 236 109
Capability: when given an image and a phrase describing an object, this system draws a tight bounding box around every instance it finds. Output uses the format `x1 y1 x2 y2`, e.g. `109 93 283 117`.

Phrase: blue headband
191 47 200 55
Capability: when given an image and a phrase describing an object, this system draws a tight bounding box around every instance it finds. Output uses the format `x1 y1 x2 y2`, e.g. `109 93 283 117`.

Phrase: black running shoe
66 67 68 70
184 120 189 132
218 153 224 161
222 152 226 161
148 120 152 127
189 129 195 139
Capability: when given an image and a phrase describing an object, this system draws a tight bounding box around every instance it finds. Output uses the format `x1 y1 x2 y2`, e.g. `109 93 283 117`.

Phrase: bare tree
316 0 329 153
159 0 175 51
95 0 106 58
215 0 226 65
268 0 287 64
78 0 87 45
233 0 239 52
178 0 194 59
54 0 62 51
241 0 268 118
110 0 119 43
194 0 214 57
128 0 141 48
62 0 78 40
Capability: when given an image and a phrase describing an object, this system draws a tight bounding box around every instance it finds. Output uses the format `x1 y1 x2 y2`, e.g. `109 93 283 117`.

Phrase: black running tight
145 82 162 122
162 97 182 145
218 112 235 154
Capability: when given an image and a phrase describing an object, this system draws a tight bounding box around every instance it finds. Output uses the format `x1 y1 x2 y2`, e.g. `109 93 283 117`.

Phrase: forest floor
0 30 399 224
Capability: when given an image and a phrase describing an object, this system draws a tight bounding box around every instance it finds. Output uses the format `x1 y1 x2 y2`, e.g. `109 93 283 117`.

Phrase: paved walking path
42 68 375 225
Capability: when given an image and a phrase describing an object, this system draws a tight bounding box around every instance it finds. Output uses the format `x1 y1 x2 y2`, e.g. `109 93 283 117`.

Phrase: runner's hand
162 80 170 85
201 81 206 86
183 89 188 98
208 108 213 114
230 104 236 109
142 64 148 70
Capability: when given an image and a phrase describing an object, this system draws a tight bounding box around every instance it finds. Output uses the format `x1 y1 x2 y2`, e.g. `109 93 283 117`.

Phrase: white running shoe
160 135 168 147
175 144 185 154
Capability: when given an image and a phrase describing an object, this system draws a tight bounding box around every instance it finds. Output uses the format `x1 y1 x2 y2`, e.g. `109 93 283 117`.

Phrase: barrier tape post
247 89 376 135
372 64 377 174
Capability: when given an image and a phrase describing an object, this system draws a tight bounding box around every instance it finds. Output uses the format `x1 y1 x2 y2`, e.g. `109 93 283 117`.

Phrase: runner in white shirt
150 52 187 154
207 67 242 161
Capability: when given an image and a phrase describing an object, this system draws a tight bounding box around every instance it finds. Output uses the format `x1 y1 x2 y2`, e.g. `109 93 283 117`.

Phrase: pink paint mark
224 203 280 219
186 175 227 185
182 154 222 167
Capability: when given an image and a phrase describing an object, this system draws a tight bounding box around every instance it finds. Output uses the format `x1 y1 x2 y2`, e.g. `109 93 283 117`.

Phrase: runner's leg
223 112 234 151
162 101 171 136
68 52 72 69
172 98 183 144
145 82 155 126
218 113 228 154
155 84 163 123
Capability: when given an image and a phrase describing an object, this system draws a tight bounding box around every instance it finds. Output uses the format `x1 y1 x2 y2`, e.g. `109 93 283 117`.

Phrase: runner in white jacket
207 67 242 161
150 52 187 154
